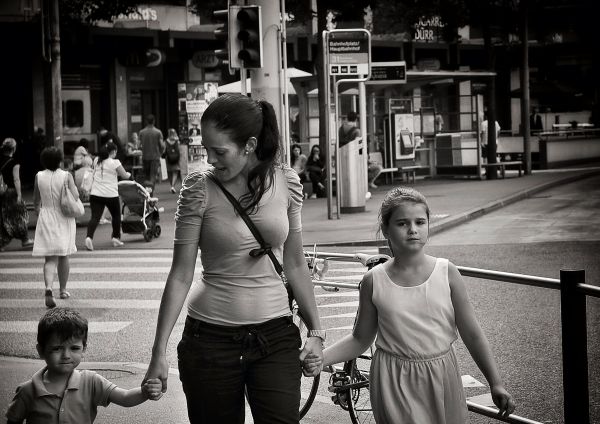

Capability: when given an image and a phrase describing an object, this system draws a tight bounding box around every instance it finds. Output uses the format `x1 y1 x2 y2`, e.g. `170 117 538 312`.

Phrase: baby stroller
118 180 161 242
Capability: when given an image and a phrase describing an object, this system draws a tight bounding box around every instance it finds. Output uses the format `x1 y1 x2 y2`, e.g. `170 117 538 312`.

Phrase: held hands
299 337 324 377
142 354 169 400
491 384 516 418
142 378 163 401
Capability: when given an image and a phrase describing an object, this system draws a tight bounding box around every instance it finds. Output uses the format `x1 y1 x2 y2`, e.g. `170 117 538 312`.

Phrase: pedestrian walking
143 93 324 423
4 307 162 424
32 147 78 308
164 128 181 193
0 138 34 251
312 187 516 423
139 114 164 189
85 142 131 251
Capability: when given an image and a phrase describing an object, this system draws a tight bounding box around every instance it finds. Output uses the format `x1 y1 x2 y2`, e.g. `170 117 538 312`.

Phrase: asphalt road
1 175 599 423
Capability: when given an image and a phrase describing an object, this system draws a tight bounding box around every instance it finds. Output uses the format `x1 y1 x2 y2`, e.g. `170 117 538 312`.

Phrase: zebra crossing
0 248 373 340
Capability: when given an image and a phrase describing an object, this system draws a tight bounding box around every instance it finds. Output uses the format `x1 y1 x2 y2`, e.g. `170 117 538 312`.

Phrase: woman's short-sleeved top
174 165 304 326
0 155 17 188
90 157 122 198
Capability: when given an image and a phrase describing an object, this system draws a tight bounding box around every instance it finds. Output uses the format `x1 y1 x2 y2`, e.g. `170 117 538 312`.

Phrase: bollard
559 269 589 424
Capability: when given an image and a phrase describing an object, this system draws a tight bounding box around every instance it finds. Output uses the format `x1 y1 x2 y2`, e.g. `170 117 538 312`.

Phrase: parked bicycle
296 249 389 421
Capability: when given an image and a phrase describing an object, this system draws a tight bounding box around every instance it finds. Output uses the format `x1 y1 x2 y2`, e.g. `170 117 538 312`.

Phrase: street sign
368 61 407 84
328 30 370 76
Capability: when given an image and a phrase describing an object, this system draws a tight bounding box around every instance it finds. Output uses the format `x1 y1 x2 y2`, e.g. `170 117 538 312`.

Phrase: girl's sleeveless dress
370 258 468 424
32 169 77 257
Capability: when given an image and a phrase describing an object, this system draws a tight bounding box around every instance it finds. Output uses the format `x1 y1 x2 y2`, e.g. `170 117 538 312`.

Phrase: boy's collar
32 366 81 397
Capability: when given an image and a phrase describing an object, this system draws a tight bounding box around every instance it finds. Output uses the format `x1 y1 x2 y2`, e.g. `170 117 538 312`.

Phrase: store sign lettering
414 16 445 42
116 7 158 22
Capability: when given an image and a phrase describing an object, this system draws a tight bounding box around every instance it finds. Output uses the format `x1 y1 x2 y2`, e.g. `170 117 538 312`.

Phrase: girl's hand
143 354 169 399
299 338 324 377
302 352 323 377
491 384 515 418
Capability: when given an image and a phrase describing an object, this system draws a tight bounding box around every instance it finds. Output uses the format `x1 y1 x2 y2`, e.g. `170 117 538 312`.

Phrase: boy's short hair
37 307 88 351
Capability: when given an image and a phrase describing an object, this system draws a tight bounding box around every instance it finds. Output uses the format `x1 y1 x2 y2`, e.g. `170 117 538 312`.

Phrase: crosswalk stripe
321 312 357 319
0 299 160 309
0 281 166 289
0 321 132 333
318 301 359 308
0 257 175 264
0 249 175 256
0 267 203 274
315 292 358 298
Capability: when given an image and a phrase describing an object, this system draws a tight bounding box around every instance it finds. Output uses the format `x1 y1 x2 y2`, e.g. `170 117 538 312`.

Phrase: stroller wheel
143 229 153 242
153 225 161 238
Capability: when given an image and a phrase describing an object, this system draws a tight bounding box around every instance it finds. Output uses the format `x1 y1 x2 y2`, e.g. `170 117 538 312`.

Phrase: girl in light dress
312 186 515 423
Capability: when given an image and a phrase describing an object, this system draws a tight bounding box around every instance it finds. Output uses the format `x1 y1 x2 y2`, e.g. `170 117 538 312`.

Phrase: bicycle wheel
293 311 321 419
347 355 374 424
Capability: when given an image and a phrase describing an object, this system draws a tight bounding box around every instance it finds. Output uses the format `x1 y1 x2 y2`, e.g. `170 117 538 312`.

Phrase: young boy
5 307 162 424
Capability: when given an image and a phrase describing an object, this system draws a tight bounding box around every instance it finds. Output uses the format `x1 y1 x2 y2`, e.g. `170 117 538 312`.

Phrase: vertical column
559 269 589 424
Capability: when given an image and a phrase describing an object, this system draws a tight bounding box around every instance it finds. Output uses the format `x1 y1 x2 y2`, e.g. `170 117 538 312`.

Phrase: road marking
0 299 161 309
462 374 485 388
0 267 203 274
324 326 354 331
0 321 131 333
0 281 166 289
0 249 176 256
0 257 175 264
321 312 357 319
318 301 359 308
315 292 358 298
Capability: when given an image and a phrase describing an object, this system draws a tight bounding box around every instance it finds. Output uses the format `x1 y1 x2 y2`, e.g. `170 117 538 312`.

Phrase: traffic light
212 8 232 66
233 5 263 69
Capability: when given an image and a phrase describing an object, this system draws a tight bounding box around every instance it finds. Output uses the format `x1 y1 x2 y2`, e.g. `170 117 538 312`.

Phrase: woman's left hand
299 337 323 377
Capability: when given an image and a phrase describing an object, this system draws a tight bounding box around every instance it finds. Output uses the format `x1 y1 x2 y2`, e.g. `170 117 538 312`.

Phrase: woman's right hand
143 353 169 399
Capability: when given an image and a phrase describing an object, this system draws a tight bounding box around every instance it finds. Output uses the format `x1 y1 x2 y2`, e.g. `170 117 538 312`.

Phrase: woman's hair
309 145 320 157
37 307 88 351
78 138 89 149
291 143 302 161
168 128 178 139
1 138 17 155
98 141 117 164
378 186 431 236
40 146 63 171
201 93 280 214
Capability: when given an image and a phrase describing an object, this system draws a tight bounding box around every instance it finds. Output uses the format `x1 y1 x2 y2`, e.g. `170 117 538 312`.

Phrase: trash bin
339 137 367 213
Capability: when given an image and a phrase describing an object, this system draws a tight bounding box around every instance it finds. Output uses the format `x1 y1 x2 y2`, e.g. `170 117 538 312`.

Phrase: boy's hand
142 378 163 401
491 385 515 418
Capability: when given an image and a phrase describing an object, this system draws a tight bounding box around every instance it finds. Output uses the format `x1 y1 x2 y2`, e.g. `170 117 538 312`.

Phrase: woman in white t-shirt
85 142 131 250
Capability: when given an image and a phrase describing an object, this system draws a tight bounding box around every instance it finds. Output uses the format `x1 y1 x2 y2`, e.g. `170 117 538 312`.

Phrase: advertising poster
392 113 415 160
177 82 218 173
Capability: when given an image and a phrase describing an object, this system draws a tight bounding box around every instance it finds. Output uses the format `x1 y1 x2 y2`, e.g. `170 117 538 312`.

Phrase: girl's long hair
201 93 280 214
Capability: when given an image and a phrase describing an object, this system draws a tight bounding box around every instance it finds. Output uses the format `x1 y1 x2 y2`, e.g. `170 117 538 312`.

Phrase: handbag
81 164 95 195
209 174 295 311
60 173 85 218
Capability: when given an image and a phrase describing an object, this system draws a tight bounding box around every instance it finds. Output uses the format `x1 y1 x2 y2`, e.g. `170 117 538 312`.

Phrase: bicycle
296 249 390 422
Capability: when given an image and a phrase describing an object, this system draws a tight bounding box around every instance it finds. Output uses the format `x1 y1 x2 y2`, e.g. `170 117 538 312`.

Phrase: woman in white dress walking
32 147 78 308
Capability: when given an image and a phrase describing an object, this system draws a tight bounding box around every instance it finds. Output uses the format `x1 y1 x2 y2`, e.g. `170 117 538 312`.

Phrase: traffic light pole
240 65 247 95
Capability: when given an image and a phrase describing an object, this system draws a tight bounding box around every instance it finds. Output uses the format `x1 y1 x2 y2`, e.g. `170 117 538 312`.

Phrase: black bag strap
209 174 285 277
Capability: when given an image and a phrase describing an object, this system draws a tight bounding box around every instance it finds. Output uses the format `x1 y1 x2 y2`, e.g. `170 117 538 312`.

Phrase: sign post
324 29 371 219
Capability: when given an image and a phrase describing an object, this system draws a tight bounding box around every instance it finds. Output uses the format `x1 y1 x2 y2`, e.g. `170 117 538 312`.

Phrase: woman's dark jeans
87 195 121 239
178 316 302 424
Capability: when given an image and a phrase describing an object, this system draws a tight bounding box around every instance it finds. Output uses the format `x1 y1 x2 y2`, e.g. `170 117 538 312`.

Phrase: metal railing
306 250 597 424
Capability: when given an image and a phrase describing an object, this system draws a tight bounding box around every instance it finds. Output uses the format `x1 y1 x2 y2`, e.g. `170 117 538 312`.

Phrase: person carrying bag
60 172 85 218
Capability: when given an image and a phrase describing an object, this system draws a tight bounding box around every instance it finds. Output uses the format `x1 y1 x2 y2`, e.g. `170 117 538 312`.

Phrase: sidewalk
4 165 600 251
2 165 600 422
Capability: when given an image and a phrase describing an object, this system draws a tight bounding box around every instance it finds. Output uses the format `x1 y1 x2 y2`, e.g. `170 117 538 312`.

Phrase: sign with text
328 30 370 76
368 61 407 84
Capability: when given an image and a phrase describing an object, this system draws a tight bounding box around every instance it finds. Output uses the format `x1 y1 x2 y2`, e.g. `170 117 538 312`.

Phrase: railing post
559 269 589 424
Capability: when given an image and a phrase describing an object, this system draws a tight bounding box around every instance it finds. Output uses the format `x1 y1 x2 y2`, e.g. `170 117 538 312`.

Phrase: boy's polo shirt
5 366 116 424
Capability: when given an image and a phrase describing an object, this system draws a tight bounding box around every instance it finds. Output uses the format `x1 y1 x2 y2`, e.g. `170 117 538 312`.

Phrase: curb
308 169 600 248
